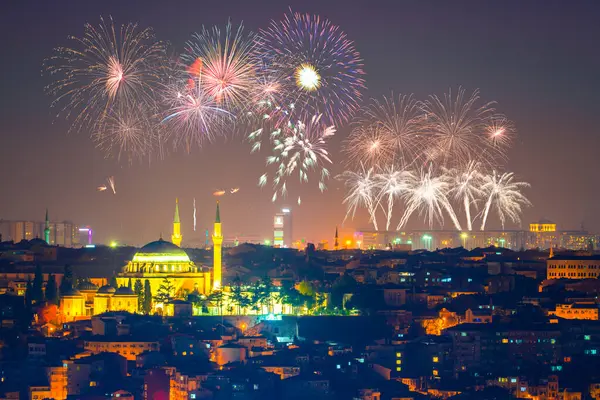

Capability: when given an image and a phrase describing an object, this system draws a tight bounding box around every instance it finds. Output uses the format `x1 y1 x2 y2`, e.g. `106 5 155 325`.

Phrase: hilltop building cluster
1 204 600 398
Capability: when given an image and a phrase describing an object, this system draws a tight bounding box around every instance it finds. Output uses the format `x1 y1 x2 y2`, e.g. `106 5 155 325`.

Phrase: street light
461 233 468 249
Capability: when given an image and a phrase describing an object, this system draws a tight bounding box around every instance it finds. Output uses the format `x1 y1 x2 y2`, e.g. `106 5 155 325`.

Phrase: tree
279 281 305 315
208 290 226 315
297 280 315 297
128 278 133 290
330 274 357 309
261 276 274 313
134 279 143 313
154 277 174 304
31 265 45 304
249 281 265 313
143 280 152 314
59 264 74 295
109 275 118 289
45 274 58 305
230 276 248 315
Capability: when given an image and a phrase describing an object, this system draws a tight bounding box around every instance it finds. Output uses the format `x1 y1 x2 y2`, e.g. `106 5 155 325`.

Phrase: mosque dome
78 281 99 292
114 286 135 296
132 239 191 264
97 285 116 294
60 288 82 297
29 238 48 247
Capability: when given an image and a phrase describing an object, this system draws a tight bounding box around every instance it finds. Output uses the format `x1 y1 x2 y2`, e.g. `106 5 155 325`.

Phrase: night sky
1 0 599 245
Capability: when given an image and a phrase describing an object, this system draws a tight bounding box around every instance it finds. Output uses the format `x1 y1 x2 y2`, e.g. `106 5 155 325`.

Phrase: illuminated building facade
357 227 598 251
530 220 557 232
84 339 159 361
549 302 599 320
59 288 86 322
273 208 292 247
546 255 600 279
117 239 212 299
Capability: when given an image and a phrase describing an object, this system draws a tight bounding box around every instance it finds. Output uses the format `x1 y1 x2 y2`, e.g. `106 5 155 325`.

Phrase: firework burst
486 115 515 151
337 164 380 230
44 16 166 134
421 87 501 169
161 66 233 151
343 124 396 170
257 9 366 125
259 114 335 203
363 94 427 168
182 21 256 110
374 166 414 231
446 161 484 231
480 171 531 230
397 166 462 231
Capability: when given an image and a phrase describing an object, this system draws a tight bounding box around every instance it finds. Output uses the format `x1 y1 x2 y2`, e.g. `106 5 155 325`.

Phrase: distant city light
109 241 118 248
84 244 96 248
281 208 291 213
264 239 271 246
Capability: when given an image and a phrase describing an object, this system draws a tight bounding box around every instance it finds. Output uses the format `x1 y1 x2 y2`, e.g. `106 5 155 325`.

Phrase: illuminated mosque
60 199 290 321
116 199 221 297
61 200 224 320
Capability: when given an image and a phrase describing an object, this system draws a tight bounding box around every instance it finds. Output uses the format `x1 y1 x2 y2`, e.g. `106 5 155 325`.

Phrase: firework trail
97 186 107 192
337 164 380 230
44 16 167 135
257 9 366 126
421 87 502 169
213 190 226 196
182 21 256 110
107 176 116 194
480 171 531 230
397 166 462 231
259 114 335 202
230 188 240 194
374 166 414 231
446 161 484 231
193 198 197 231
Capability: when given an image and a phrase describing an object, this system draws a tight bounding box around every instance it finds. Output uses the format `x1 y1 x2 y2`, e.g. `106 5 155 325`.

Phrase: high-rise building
273 208 292 247
0 218 79 247
171 198 182 247
212 202 223 290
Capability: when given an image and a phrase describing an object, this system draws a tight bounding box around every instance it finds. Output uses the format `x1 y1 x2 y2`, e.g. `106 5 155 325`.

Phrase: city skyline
1 1 599 244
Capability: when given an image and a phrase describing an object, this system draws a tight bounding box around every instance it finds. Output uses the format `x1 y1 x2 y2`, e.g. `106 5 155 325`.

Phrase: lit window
396 359 402 365
396 367 401 372
585 335 591 341
461 332 467 337
396 352 402 357
433 369 438 376
502 339 509 344
511 378 517 383
432 356 439 363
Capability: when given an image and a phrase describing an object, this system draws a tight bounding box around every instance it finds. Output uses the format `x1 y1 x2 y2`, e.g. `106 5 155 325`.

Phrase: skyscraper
273 208 293 247
172 198 182 247
212 202 223 290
